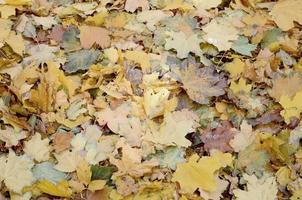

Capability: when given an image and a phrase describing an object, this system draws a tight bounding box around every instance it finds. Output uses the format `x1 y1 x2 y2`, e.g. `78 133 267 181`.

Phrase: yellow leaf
230 78 252 94
0 5 16 19
47 62 78 97
36 180 72 198
172 152 233 193
29 74 54 113
225 58 245 79
6 31 25 56
76 158 92 185
276 167 292 186
203 19 239 51
279 90 302 123
0 19 12 43
88 180 106 192
143 88 170 119
270 0 302 31
163 0 194 10
124 50 150 72
55 114 90 129
4 0 31 6
85 11 108 26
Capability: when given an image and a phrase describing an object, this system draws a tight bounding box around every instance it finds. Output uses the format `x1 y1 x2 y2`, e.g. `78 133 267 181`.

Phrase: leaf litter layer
0 0 302 199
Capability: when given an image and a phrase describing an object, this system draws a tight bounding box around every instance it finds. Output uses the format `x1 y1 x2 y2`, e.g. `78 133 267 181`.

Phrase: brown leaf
201 121 236 152
178 65 226 104
79 26 111 49
52 132 74 153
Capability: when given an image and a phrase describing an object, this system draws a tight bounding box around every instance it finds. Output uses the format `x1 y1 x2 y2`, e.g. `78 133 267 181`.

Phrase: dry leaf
52 132 74 153
270 0 302 31
80 26 111 49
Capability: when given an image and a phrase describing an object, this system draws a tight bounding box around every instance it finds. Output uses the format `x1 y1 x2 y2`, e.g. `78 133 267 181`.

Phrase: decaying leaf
64 49 100 73
201 121 236 152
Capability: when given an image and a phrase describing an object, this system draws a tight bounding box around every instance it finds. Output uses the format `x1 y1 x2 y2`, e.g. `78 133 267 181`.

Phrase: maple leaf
279 90 302 124
96 103 142 146
28 73 55 113
54 150 79 172
154 146 185 170
192 0 222 9
124 50 151 72
79 25 111 49
146 109 200 147
225 58 245 79
230 78 252 94
143 88 170 119
0 150 34 193
63 49 100 73
5 31 25 56
231 36 256 56
178 65 226 104
0 126 27 147
270 0 302 31
125 0 149 12
109 140 158 177
203 19 239 51
24 44 59 65
233 174 278 200
269 73 302 101
137 10 171 31
165 31 203 59
201 121 236 152
229 120 255 152
24 132 51 162
172 152 233 193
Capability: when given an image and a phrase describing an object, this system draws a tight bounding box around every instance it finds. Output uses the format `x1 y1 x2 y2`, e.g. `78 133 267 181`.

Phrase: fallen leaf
172 152 233 193
165 31 203 59
125 0 149 12
79 25 110 49
233 174 278 200
146 109 200 147
201 121 236 152
178 65 226 104
63 49 100 73
203 19 239 51
0 150 34 193
36 180 72 197
124 50 151 72
270 0 302 31
52 132 74 153
24 132 51 162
